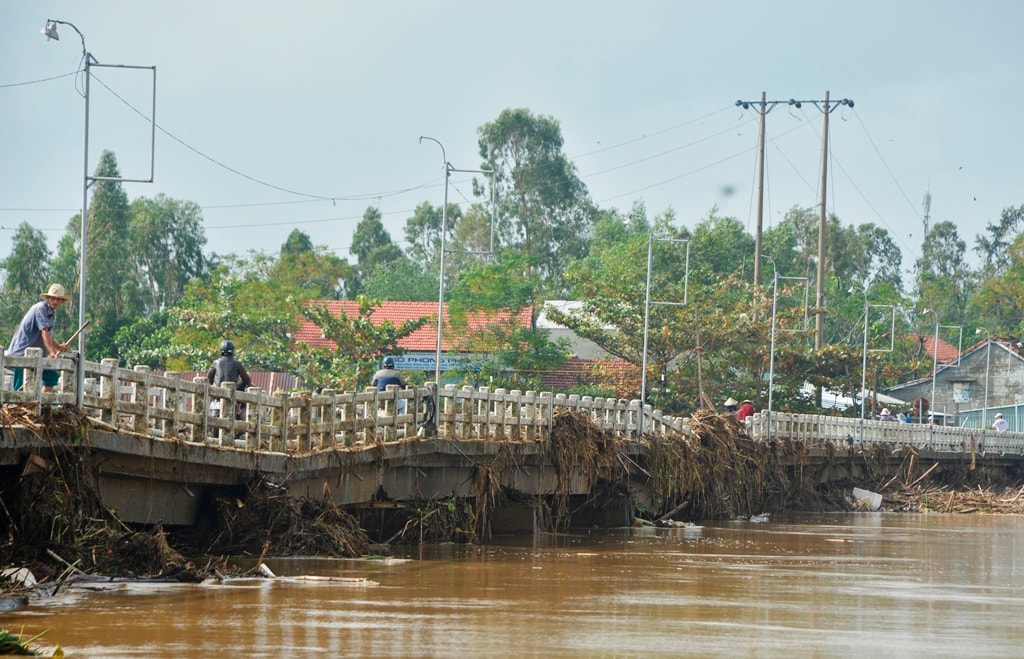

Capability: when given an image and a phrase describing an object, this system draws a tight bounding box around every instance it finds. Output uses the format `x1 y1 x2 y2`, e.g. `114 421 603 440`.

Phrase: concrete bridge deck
3 350 1024 526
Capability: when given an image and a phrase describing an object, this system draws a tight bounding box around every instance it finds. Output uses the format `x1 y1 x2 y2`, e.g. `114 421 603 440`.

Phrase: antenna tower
922 189 932 242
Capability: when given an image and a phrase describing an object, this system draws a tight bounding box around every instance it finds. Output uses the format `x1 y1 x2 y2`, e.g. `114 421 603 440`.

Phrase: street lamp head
41 19 60 41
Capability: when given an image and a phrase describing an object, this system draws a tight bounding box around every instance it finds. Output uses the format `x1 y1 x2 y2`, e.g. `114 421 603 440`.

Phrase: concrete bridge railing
5 348 1021 455
747 411 1024 455
0 350 689 450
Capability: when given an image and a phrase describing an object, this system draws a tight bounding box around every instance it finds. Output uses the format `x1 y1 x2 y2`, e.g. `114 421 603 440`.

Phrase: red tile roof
909 333 960 365
165 371 302 393
293 301 533 352
539 358 638 398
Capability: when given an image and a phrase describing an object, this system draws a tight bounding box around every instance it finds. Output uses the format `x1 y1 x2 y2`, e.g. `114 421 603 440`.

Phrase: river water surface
7 513 1024 657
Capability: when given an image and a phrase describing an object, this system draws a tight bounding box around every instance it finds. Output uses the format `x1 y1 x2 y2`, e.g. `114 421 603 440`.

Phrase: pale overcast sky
2 1 1021 276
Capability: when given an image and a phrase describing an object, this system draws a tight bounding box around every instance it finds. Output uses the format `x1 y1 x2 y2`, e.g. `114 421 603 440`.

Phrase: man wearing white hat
993 413 1009 432
7 284 72 392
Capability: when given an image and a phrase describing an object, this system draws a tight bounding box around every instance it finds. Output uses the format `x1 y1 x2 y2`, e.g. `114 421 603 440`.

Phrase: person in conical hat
7 284 73 392
724 397 739 413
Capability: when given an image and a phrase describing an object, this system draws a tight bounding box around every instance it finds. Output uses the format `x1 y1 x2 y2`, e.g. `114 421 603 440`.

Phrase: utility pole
814 91 831 352
793 92 854 350
736 93 788 290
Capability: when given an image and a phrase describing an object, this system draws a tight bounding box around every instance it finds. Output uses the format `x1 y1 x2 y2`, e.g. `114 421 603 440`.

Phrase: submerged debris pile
549 409 622 526
644 408 803 520
0 407 370 592
886 483 1024 513
178 480 370 558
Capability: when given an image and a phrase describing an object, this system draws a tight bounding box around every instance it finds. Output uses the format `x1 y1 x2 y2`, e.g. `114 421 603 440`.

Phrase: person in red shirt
736 399 755 421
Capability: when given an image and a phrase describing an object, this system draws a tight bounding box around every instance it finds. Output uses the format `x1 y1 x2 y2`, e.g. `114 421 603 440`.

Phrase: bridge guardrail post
523 391 537 442
100 358 119 426
20 348 43 414
165 371 180 438
475 387 490 439
191 376 208 443
271 390 288 452
508 389 522 441
244 387 262 449
382 385 399 442
132 365 151 434
340 390 355 447
493 388 507 440
321 389 336 449
541 392 554 439
294 392 311 452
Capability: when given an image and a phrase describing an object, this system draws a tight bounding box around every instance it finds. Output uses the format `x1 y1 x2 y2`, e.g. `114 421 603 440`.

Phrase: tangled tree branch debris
3 403 1024 597
0 405 370 594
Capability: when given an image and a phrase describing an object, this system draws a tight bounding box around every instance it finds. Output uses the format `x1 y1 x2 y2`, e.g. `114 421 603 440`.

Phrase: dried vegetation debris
0 405 371 594
180 481 370 558
644 408 803 520
3 401 1024 597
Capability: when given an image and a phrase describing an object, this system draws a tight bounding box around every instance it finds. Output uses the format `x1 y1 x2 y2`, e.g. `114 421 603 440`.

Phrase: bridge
3 347 1023 528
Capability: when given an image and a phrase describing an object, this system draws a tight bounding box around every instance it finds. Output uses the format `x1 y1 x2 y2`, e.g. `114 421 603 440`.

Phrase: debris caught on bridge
644 408 801 520
178 478 371 558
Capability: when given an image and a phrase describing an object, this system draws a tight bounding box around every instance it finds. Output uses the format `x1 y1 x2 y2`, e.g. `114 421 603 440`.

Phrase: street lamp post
43 19 155 407
418 136 449 394
639 233 689 418
859 287 870 440
929 312 939 445
42 19 92 406
417 137 493 420
766 268 809 429
977 327 991 429
853 284 896 445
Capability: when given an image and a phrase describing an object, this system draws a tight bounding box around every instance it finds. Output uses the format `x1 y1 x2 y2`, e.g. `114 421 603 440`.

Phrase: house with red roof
883 335 1024 426
292 300 534 375
908 332 960 365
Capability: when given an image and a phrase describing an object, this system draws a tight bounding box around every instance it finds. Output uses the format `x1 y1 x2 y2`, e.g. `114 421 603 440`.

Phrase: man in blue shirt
371 356 408 414
8 284 72 392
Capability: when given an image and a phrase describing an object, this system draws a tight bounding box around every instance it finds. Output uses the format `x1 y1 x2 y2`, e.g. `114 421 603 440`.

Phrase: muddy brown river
6 512 1024 657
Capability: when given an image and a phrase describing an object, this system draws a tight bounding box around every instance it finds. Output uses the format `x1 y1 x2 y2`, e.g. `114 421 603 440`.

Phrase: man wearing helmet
207 340 252 419
371 356 408 413
372 356 408 391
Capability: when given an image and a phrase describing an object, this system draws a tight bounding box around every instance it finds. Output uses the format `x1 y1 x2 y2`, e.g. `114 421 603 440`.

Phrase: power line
0 69 79 88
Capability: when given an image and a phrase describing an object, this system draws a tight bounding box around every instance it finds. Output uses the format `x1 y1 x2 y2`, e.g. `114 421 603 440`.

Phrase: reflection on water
7 513 1024 657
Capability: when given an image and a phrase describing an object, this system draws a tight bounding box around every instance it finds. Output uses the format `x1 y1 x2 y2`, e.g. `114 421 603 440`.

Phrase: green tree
968 234 1024 335
151 254 306 372
403 201 461 273
129 193 210 313
82 150 142 359
975 205 1024 279
446 251 568 390
477 108 595 293
915 220 974 327
271 230 353 299
281 228 314 256
293 295 430 390
0 223 53 333
350 206 403 297
49 228 80 308
362 256 437 301
113 310 174 369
